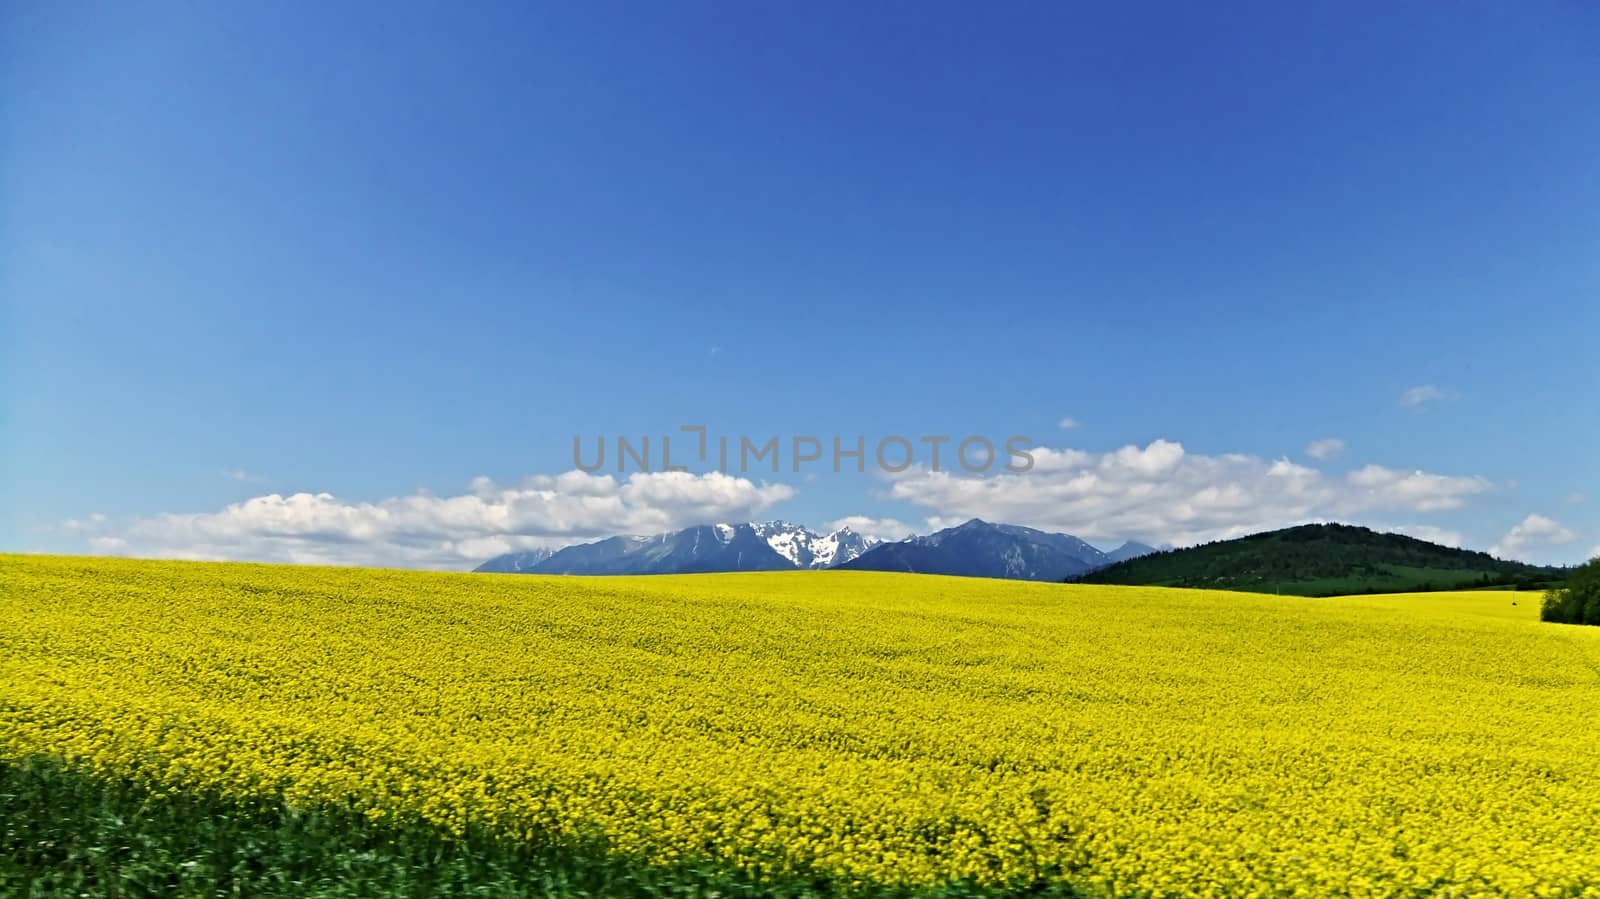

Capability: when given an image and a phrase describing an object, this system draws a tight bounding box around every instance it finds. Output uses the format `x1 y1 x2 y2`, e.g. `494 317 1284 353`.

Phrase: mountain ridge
473 546 557 574
474 522 878 576
835 518 1144 582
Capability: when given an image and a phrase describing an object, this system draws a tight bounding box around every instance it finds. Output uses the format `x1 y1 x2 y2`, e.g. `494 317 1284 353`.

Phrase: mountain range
475 522 878 576
474 519 1155 580
474 520 1570 595
836 519 1155 581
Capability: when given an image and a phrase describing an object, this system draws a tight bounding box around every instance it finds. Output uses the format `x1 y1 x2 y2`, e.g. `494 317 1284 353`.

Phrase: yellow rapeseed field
3 553 1599 897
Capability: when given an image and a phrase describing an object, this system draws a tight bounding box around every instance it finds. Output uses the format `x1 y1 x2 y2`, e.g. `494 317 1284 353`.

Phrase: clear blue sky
4 1 1597 567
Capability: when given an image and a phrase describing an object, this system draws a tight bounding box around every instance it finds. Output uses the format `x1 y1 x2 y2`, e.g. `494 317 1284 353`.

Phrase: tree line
1542 558 1600 626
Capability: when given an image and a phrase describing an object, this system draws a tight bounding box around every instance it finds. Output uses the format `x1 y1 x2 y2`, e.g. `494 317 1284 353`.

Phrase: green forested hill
1074 523 1566 596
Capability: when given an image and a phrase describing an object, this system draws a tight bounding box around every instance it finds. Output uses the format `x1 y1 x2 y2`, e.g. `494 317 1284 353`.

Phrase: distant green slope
1074 523 1566 596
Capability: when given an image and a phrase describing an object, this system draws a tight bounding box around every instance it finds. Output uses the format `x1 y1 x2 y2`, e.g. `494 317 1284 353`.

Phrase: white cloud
1057 416 1080 430
882 439 1493 547
1343 464 1491 513
1384 524 1465 548
72 471 795 569
1400 384 1444 409
222 469 263 483
1489 513 1577 561
1304 438 1345 461
60 513 108 535
827 515 915 543
1567 492 1586 505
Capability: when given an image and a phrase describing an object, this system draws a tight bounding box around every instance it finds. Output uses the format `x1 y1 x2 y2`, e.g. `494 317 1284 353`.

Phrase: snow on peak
814 527 876 567
732 521 876 568
758 521 809 565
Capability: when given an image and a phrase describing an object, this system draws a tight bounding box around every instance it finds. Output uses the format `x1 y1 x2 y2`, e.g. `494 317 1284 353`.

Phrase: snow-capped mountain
472 519 1145 580
752 521 878 569
473 522 879 575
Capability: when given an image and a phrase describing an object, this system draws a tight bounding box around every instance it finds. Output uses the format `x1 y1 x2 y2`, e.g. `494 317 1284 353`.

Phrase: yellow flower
2 554 1598 895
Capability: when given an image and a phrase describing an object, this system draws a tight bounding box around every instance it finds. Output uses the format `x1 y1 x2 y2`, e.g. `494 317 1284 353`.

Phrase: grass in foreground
4 554 1600 897
1 756 1039 899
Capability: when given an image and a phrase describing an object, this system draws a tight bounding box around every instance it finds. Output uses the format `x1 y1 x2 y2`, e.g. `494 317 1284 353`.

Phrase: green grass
0 756 1088 899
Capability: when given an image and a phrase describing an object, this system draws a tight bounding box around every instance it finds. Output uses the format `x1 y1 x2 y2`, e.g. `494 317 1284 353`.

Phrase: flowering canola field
4 553 1600 897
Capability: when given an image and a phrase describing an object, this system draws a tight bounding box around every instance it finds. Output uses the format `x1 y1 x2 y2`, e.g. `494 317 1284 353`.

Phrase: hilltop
1073 523 1566 596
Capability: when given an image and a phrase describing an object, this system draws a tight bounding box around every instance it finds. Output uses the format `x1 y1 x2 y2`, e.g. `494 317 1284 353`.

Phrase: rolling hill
1073 522 1566 596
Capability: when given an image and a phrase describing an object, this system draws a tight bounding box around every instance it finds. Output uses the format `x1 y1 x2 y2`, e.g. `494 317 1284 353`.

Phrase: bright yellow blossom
3 554 1599 896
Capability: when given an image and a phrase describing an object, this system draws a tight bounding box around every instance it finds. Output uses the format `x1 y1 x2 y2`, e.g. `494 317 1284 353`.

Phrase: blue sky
4 1 1596 567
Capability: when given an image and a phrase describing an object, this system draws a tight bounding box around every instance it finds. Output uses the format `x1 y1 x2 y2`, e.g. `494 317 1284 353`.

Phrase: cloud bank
78 471 795 569
883 439 1494 547
63 439 1515 568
